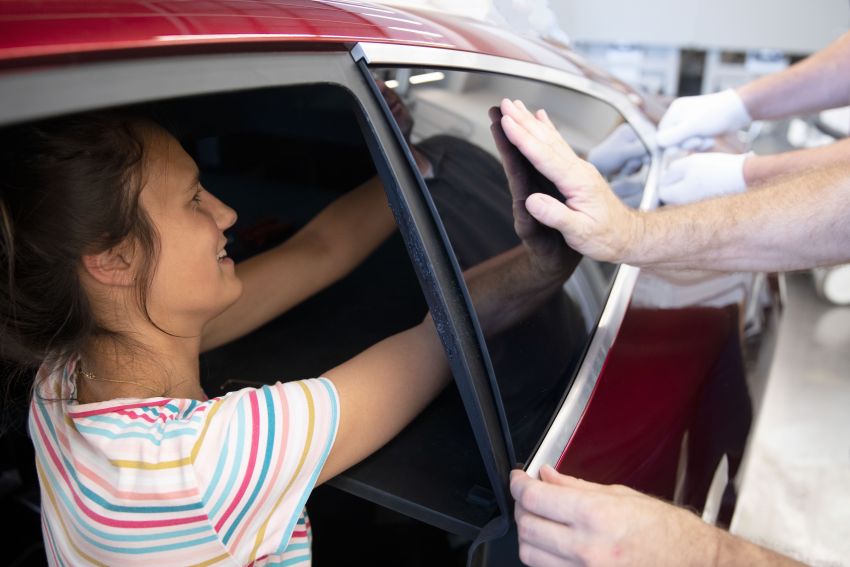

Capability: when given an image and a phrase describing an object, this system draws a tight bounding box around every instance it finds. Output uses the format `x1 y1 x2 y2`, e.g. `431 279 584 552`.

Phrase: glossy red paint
557 303 745 501
0 0 577 77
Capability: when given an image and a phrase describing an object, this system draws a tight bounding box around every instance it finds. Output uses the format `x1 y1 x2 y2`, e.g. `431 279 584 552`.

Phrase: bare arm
318 108 581 483
632 164 850 272
743 137 850 186
498 98 850 273
318 240 580 484
201 176 394 351
511 466 806 567
738 31 850 120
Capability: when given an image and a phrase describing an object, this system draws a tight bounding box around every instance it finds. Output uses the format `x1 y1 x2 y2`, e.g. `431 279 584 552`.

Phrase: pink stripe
290 529 308 538
52 423 199 502
76 459 199 501
34 411 206 529
114 408 159 423
69 398 171 418
230 386 290 550
214 390 260 532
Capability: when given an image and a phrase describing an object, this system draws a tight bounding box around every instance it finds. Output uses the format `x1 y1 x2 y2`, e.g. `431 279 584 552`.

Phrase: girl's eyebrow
185 170 201 193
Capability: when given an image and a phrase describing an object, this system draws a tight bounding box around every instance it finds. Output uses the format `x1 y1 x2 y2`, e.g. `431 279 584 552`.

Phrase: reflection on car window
373 67 649 462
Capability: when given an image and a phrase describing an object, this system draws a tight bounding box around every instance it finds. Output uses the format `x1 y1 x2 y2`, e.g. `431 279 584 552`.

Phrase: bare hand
510 466 719 567
497 99 641 264
489 106 580 277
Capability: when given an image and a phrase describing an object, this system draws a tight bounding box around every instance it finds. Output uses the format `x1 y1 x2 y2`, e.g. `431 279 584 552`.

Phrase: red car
0 1 780 564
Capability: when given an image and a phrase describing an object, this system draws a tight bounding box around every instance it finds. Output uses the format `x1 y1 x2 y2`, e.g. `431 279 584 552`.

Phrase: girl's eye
192 188 202 205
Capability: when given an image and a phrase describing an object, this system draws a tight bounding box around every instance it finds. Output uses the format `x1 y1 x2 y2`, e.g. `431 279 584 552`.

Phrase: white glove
659 152 751 205
587 123 647 176
656 89 752 149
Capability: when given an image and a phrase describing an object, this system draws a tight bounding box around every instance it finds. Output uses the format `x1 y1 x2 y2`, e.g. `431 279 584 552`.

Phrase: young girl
0 108 577 566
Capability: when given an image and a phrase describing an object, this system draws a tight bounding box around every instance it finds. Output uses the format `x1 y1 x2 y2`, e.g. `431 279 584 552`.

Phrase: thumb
539 465 597 491
660 157 687 186
656 121 695 148
525 193 577 233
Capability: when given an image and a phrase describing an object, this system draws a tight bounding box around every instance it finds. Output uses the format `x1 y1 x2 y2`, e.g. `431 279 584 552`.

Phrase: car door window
371 66 651 463
0 50 520 540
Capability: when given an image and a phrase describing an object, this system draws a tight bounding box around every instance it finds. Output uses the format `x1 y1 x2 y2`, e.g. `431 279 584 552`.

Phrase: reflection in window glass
373 67 650 462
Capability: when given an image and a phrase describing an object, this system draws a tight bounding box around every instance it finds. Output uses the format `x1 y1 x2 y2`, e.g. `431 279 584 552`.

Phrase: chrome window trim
353 41 660 477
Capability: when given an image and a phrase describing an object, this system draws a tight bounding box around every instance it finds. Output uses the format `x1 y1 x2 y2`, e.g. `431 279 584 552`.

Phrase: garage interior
1 1 849 566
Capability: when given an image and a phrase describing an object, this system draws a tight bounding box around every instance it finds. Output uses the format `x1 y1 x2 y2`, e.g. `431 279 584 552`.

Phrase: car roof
0 0 582 72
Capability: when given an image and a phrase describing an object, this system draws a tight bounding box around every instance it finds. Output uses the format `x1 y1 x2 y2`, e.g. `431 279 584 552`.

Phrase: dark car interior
1 82 590 565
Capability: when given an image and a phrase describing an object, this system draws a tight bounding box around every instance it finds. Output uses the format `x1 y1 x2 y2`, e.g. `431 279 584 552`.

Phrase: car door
0 44 525 558
355 41 660 559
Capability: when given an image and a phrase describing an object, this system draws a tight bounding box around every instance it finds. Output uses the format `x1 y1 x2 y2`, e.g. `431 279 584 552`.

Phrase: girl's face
139 127 242 335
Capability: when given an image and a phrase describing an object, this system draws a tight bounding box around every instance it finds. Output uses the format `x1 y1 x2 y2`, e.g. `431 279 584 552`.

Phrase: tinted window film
371 67 650 462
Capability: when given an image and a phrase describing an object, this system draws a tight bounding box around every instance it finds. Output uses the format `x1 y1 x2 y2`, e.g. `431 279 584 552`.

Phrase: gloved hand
587 123 647 176
659 152 751 205
656 89 752 149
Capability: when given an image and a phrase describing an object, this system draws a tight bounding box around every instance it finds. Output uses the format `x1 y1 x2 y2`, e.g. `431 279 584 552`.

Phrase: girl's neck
76 334 206 403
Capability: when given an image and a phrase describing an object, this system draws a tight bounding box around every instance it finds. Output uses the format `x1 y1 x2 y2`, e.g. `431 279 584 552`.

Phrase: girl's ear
81 244 137 287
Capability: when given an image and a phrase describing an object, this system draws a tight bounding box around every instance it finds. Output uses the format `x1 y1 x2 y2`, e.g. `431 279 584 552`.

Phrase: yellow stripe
37 460 111 567
109 456 193 469
108 398 224 469
249 382 316 562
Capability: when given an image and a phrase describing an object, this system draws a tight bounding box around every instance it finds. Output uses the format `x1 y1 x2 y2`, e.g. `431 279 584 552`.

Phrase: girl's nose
210 193 237 230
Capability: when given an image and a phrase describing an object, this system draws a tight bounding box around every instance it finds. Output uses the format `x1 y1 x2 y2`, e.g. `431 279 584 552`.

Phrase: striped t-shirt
29 358 339 566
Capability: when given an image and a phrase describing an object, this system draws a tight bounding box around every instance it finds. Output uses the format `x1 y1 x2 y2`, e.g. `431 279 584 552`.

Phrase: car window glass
371 67 651 462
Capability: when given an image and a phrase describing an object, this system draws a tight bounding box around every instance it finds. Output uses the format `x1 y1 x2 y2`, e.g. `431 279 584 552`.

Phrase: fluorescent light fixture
408 71 445 85
384 79 399 89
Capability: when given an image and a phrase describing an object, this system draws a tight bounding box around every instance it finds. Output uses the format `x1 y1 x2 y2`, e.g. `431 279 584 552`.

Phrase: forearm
630 164 850 271
713 528 807 567
320 319 448 483
743 137 850 186
464 245 580 337
201 176 394 350
737 31 850 120
303 174 394 269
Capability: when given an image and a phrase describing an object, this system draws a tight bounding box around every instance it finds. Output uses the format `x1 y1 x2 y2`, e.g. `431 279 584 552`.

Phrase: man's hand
511 466 718 566
496 98 641 264
656 89 752 150
511 465 808 567
660 152 750 205
489 106 579 277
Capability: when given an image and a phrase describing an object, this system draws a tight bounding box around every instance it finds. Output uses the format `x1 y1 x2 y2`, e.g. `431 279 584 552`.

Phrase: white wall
552 0 850 54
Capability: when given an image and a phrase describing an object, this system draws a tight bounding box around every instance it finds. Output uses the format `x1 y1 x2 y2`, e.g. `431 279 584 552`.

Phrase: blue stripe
36 402 204 514
276 379 339 555
265 554 312 567
201 421 230 507
38 449 215 550
40 496 66 567
75 423 198 444
185 399 199 417
222 387 276 544
209 398 246 520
